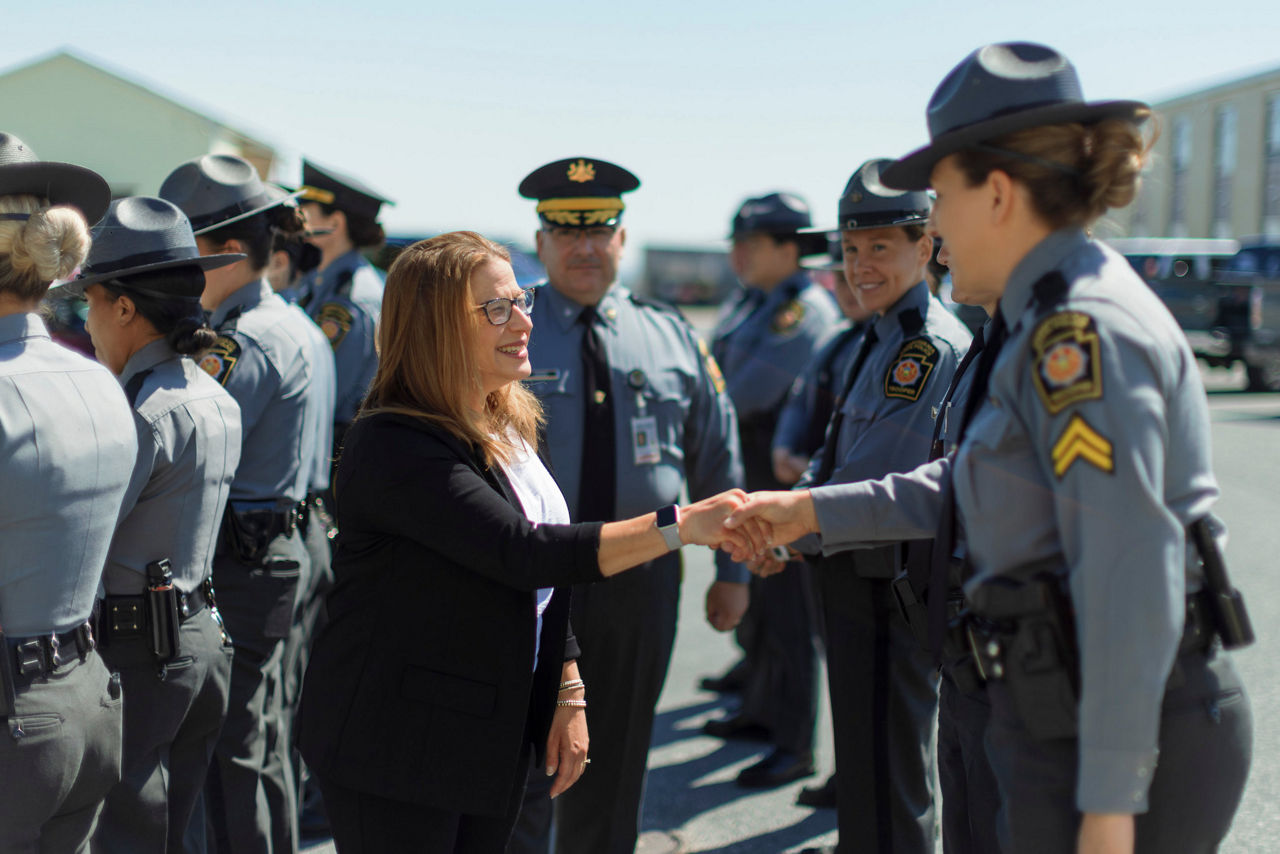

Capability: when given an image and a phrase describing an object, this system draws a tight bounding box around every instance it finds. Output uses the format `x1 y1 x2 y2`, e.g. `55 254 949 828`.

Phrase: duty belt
99 582 211 643
5 622 95 681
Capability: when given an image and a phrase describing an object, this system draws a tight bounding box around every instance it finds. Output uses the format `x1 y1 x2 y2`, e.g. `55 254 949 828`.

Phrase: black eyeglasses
476 287 536 326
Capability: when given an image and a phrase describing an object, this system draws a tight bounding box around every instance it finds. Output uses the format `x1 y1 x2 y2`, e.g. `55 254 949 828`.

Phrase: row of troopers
0 130 389 854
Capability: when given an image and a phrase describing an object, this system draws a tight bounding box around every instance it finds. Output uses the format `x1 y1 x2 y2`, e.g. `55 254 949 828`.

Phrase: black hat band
0 213 30 222
840 212 929 230
80 246 205 279
187 192 274 232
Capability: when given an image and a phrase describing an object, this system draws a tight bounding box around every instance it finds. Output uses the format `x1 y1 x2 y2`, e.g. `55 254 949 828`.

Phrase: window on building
1266 93 1280 237
1170 115 1191 235
1212 105 1237 236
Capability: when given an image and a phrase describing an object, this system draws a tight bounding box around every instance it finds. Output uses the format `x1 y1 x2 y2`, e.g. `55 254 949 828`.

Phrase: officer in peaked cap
0 133 134 853
509 157 748 854
760 159 970 854
295 158 390 450
67 197 245 853
160 152 321 854
701 190 837 789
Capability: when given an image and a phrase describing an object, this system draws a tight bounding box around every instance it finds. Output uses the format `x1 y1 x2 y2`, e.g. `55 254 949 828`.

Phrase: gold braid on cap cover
536 196 625 226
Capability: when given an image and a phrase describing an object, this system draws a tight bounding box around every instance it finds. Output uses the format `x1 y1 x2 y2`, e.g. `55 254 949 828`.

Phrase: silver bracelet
558 679 585 692
556 698 587 708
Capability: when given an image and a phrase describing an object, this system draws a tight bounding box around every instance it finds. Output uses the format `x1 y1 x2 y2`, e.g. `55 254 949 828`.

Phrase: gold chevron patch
1051 414 1113 479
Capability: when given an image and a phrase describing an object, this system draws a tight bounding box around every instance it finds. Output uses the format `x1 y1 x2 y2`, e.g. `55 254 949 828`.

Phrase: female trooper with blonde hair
727 43 1252 853
0 133 138 850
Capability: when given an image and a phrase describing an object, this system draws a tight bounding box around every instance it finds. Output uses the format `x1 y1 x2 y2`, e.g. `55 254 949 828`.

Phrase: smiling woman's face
470 259 533 399
840 226 932 316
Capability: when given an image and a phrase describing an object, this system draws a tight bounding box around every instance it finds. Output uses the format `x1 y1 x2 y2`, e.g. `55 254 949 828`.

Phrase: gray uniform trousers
819 553 938 854
937 671 1001 854
204 531 306 854
985 648 1251 854
95 613 232 854
0 651 122 854
509 554 681 854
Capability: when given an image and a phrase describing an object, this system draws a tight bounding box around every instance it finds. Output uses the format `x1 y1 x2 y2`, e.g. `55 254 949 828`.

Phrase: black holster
145 559 181 667
968 568 1079 741
219 505 297 565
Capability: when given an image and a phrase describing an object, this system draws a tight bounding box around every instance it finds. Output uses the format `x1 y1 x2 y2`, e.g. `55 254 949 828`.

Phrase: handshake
678 488 821 576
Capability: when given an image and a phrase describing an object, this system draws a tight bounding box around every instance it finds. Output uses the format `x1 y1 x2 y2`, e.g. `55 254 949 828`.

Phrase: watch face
656 504 679 528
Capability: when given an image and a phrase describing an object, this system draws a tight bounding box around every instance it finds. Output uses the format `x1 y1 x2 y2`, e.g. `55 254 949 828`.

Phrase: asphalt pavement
305 362 1280 853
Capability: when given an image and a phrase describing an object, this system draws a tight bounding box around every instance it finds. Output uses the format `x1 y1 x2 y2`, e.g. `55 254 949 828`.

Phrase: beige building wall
1114 64 1280 241
0 51 275 201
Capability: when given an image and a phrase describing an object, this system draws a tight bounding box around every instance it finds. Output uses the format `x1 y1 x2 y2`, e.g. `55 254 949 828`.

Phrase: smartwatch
656 504 682 551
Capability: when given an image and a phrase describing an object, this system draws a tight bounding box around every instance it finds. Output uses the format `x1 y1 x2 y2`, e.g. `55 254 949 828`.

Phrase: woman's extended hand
680 489 769 556
1077 812 1134 854
723 490 818 562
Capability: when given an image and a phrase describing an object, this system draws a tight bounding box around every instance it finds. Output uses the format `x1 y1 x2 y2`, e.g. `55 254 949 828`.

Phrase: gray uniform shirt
527 283 747 583
810 228 1219 814
289 302 337 494
772 321 866 459
103 339 242 595
297 250 382 426
0 313 136 635
203 279 314 508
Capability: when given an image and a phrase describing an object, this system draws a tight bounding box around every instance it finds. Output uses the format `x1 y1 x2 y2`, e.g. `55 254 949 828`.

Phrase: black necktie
927 309 1008 658
577 306 615 522
810 324 879 487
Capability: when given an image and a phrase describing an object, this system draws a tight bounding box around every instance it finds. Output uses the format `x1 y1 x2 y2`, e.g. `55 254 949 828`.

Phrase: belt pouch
146 559 181 664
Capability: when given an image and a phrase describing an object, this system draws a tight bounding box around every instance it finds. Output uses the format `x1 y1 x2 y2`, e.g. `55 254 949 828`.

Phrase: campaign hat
519 157 639 228
882 42 1149 190
297 159 393 221
832 159 931 231
159 154 303 235
0 132 111 224
61 196 243 296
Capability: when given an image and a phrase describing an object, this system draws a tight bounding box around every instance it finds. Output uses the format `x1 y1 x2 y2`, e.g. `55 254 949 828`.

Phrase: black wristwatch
656 504 682 551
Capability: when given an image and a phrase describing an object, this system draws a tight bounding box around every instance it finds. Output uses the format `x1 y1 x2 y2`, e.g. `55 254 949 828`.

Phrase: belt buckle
15 639 44 677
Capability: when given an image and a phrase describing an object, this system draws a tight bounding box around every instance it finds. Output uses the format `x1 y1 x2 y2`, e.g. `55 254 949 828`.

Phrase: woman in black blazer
296 231 756 853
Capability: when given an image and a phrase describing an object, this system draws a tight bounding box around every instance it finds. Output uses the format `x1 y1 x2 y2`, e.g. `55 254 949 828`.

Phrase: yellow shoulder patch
1031 311 1102 414
1051 413 1114 479
884 338 939 402
770 299 807 336
199 335 241 386
316 302 354 349
697 337 727 395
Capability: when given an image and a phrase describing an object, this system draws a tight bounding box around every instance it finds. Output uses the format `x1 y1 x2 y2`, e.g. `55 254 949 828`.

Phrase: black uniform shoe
698 657 749 693
735 748 815 789
796 773 838 808
701 714 771 741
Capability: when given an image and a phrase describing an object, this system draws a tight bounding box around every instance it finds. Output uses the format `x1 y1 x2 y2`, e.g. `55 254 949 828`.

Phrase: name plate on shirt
526 369 561 383
632 416 660 465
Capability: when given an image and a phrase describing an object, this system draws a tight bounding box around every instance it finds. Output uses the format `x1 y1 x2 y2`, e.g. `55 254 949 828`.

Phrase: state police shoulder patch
770 299 807 336
1031 311 1102 414
885 338 938 401
317 302 354 349
199 335 241 386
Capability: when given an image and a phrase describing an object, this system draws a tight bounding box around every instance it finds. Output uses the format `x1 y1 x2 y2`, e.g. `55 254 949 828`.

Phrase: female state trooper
702 192 838 791
0 133 137 851
67 196 244 854
727 42 1252 854
295 159 390 442
160 153 320 854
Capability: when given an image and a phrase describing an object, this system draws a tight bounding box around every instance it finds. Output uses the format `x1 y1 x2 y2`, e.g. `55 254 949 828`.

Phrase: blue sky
9 0 1280 263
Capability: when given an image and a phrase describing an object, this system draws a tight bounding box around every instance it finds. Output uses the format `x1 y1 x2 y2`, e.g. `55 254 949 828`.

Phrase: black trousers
820 566 938 854
510 554 681 854
985 647 1252 853
317 745 532 854
740 564 819 755
937 670 1001 854
95 613 232 854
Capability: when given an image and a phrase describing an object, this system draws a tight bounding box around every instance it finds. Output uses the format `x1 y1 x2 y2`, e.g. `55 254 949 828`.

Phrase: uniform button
988 396 1002 409
1137 766 1149 779
1132 791 1143 803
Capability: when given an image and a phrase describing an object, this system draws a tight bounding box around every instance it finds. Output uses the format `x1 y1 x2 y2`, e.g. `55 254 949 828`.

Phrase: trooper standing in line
294 159 390 449
160 153 318 854
70 197 245 854
0 134 137 852
769 235 870 809
703 192 838 789
508 156 749 854
765 160 971 854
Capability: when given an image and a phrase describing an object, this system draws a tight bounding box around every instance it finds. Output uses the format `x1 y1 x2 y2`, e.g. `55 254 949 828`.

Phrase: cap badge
850 192 863 203
567 159 596 183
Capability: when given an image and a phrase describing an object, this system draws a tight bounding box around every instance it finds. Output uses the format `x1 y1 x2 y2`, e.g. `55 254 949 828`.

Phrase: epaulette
628 292 688 323
897 307 924 336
